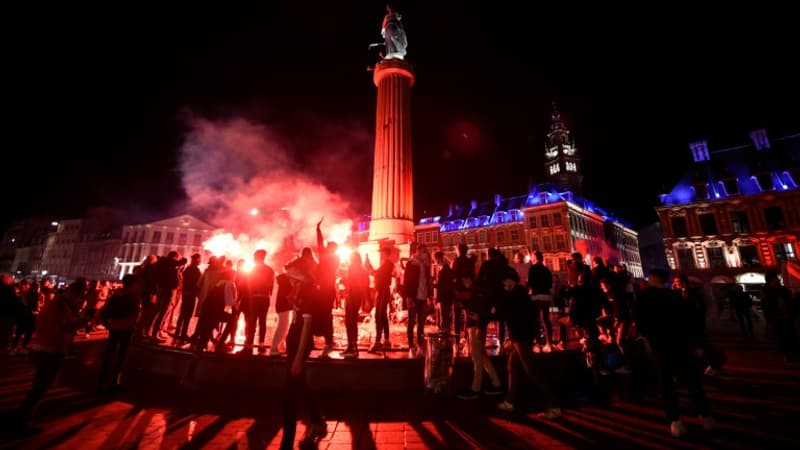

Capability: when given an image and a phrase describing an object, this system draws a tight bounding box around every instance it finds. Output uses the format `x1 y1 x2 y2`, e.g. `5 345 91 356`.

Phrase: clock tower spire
544 102 583 195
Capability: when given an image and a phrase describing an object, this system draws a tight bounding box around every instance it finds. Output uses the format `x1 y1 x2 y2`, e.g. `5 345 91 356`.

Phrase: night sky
5 3 798 231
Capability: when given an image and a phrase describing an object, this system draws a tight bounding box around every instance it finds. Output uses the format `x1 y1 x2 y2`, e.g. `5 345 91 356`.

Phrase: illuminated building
416 106 643 278
656 129 800 288
117 214 217 278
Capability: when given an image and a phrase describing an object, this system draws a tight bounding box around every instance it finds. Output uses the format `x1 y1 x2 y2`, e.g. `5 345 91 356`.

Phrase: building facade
416 107 643 279
656 129 800 289
117 214 217 278
40 219 84 282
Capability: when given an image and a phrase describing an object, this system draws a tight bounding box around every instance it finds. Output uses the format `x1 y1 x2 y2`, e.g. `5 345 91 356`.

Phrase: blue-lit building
415 106 643 278
656 129 800 288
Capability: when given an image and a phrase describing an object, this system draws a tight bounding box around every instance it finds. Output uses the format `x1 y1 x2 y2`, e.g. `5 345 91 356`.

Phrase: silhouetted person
761 269 798 362
344 252 368 358
97 274 141 392
729 284 754 337
14 279 89 431
635 268 713 437
368 246 395 351
316 218 339 357
282 248 326 448
452 244 475 340
176 254 202 342
242 249 275 354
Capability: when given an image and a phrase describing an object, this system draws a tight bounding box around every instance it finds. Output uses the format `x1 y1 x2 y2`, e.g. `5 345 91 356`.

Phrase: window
764 206 786 231
549 164 560 175
442 235 451 247
677 248 695 270
566 161 577 172
425 231 432 243
699 213 718 236
122 232 130 243
466 234 476 245
479 231 487 243
773 243 797 262
433 231 439 243
496 231 505 243
739 245 760 267
137 230 145 242
558 257 568 271
151 231 162 244
178 233 188 246
510 229 519 242
540 215 550 227
165 232 175 245
529 216 537 228
193 234 203 246
555 234 567 250
553 213 562 226
730 211 750 233
530 234 539 251
706 246 727 268
671 217 688 238
542 235 553 251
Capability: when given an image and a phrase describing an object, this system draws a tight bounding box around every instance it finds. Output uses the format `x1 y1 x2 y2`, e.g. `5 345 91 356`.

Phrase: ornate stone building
117 214 217 278
416 106 643 278
656 129 800 288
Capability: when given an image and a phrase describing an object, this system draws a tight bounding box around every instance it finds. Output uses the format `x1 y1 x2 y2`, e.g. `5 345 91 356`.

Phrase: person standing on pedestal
343 252 368 358
316 218 340 358
403 244 432 357
176 253 202 344
242 249 275 355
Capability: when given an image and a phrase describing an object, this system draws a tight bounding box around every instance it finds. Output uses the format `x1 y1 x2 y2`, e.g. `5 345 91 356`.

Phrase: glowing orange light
242 260 255 272
335 245 352 262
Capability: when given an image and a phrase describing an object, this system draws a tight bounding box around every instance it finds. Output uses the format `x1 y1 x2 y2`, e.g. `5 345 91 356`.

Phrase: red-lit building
415 106 643 278
656 129 800 290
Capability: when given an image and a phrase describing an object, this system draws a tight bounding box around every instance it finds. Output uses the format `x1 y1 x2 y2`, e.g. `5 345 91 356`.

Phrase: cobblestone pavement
1 320 799 449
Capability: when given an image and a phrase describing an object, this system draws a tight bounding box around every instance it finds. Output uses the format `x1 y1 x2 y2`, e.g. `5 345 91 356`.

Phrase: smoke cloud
179 114 370 266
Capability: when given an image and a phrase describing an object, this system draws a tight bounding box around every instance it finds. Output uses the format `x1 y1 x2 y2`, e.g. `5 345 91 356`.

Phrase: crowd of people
2 222 799 442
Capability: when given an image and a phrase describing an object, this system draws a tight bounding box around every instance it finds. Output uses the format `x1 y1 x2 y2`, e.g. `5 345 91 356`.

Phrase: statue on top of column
379 4 407 60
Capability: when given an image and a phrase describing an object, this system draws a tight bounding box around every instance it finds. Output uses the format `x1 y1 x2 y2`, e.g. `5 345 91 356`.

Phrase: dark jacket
182 265 202 294
634 286 697 355
505 285 537 345
435 264 456 302
274 273 294 313
527 262 553 296
155 257 188 291
455 284 491 328
453 255 476 282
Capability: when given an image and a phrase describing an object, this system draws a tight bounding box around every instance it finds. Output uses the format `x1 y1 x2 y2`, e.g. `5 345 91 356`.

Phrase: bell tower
544 102 583 195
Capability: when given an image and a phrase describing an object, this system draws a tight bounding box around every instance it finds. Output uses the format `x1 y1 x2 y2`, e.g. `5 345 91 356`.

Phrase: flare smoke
179 114 369 266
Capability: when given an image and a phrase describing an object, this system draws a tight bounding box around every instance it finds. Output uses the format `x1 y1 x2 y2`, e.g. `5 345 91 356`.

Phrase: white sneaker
670 420 688 438
700 415 715 431
497 401 514 412
541 344 552 353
